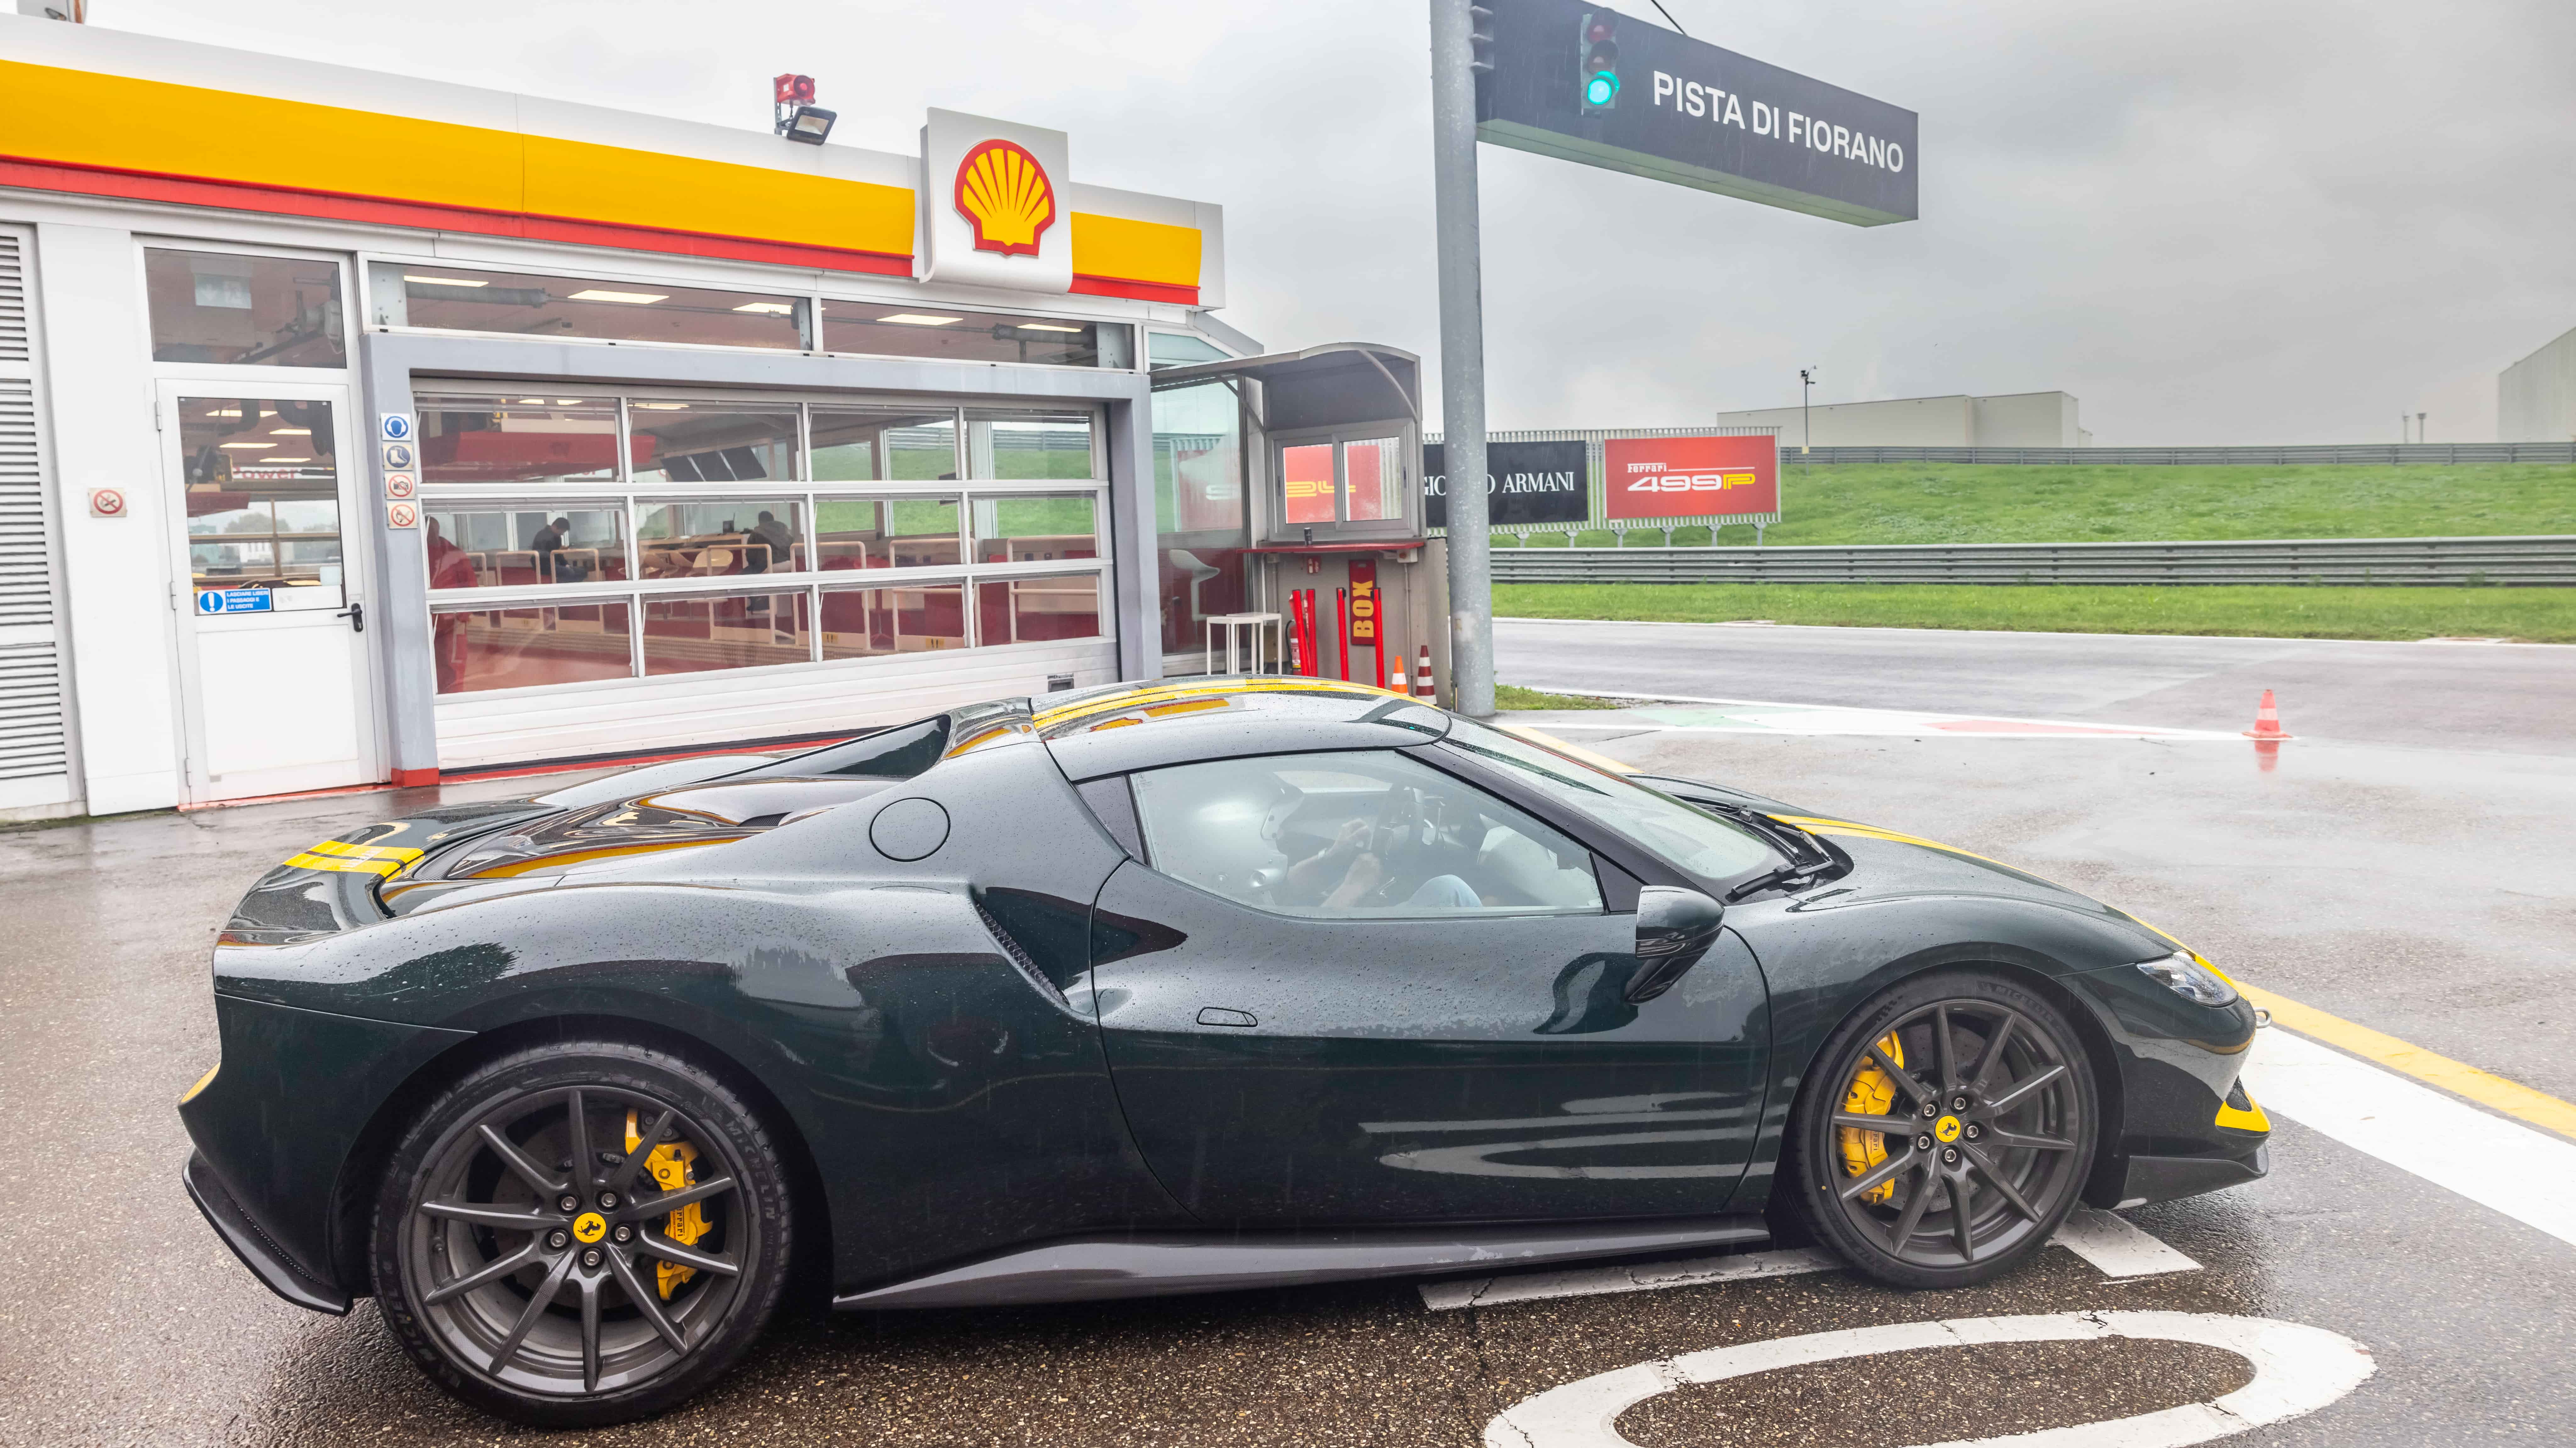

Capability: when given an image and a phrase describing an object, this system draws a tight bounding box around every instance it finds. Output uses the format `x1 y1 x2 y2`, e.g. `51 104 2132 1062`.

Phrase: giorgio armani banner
1424 439 1591 529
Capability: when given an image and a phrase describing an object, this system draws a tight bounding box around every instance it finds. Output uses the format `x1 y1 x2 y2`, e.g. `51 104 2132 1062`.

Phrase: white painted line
2052 1207 2204 1279
1425 1215 2197 1312
1483 1311 2374 1448
2246 1026 2576 1251
1420 1247 1837 1312
1513 686 2244 740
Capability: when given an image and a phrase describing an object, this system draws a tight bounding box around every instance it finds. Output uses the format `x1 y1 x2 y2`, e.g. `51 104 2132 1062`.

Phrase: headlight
2135 952 2240 1007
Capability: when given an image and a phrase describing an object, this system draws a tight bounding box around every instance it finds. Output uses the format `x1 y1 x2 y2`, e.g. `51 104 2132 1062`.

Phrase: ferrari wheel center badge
1934 1115 1963 1144
572 1211 608 1244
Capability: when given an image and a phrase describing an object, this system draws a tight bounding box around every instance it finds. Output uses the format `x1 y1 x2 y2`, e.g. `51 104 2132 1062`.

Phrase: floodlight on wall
773 73 835 144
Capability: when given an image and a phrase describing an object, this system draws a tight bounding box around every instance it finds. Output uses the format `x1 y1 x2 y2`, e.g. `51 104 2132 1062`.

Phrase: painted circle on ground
869 798 952 861
1482 1312 2373 1448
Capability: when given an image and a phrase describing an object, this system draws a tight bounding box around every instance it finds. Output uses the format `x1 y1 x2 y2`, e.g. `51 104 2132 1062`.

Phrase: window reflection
1151 380 1250 656
637 500 802 578
418 396 622 486
813 407 959 483
1346 436 1404 522
965 408 1096 479
433 602 633 694
147 250 345 367
973 494 1098 563
629 403 797 483
814 497 960 570
369 263 806 350
818 584 966 656
823 304 1129 368
178 395 343 602
1281 442 1335 526
976 574 1103 645
642 592 811 675
425 506 630 588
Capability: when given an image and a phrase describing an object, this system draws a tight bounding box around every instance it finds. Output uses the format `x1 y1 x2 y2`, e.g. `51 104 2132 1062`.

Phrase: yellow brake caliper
1838 1032 1906 1204
625 1110 711 1300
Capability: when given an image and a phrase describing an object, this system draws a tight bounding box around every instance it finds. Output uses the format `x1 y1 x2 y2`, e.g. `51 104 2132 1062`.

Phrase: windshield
1437 718 1781 884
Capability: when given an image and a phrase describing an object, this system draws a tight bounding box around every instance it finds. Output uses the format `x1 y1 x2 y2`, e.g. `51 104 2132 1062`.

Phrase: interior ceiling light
205 408 242 418
630 401 691 410
269 427 311 435
568 289 669 305
219 441 274 449
733 301 796 314
403 274 488 287
263 456 310 463
556 399 583 405
519 398 547 404
1015 323 1084 333
877 313 963 326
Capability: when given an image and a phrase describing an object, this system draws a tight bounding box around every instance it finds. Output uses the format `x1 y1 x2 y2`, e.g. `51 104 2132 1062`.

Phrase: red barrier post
1336 588 1351 681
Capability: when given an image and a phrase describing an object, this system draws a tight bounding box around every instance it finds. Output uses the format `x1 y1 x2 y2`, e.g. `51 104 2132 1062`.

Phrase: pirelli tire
369 1040 792 1427
1787 969 2099 1291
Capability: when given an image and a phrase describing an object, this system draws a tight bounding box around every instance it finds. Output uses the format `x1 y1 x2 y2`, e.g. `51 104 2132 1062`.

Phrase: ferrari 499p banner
1602 434 1780 521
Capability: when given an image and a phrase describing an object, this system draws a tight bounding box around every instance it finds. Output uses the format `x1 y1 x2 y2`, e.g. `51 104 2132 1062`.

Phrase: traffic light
1578 12 1619 113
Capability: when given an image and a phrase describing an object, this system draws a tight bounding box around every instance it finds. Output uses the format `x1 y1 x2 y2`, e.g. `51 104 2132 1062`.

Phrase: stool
1205 612 1282 677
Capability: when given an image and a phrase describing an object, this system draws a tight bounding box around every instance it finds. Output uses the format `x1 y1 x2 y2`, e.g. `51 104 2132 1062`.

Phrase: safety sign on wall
1603 434 1780 521
386 499 419 529
196 589 273 615
87 487 127 518
380 413 414 443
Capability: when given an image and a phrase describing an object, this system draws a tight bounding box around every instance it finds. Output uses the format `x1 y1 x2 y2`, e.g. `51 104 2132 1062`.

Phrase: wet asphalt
4 631 2572 1446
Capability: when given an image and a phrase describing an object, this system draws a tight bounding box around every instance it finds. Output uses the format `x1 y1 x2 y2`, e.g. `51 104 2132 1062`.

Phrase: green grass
1494 582 2576 643
1490 462 2575 548
1494 683 1622 710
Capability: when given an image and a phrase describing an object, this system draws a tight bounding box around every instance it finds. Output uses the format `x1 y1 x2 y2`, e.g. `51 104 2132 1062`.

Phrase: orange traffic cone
1415 645 1435 700
2242 689 2293 740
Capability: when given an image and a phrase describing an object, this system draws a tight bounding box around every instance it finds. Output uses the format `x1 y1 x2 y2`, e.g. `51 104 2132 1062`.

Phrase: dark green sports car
179 679 2269 1425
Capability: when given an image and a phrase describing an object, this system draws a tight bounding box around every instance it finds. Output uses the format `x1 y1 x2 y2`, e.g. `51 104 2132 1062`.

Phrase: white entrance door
160 383 380 801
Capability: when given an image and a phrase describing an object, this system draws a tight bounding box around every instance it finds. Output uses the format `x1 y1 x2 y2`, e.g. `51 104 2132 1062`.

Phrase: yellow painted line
2243 983 2576 1145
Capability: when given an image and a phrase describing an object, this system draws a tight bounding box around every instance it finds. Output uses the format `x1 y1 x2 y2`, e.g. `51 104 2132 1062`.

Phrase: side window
1127 751 1604 918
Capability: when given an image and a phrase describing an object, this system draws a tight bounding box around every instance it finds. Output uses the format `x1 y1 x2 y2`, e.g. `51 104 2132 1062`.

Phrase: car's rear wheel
370 1041 790 1427
1787 970 2097 1289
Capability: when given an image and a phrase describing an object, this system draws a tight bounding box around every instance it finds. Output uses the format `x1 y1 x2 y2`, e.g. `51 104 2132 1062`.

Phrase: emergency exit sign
1476 0 1918 227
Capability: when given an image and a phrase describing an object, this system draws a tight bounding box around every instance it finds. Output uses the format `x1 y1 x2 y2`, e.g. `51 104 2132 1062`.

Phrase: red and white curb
1482 1311 2373 1448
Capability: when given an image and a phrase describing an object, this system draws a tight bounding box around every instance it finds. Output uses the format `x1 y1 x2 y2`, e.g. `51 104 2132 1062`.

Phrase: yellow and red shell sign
954 139 1057 257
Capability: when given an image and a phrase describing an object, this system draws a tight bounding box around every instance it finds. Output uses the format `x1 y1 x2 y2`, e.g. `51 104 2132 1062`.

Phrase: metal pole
1430 0 1494 719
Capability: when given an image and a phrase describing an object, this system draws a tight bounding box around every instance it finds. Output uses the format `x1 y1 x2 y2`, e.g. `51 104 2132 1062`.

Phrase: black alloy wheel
371 1042 791 1427
1788 970 2098 1289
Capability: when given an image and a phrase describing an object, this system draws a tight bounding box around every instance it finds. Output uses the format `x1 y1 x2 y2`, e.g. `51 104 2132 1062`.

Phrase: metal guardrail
1782 443 2576 466
1490 535 2576 586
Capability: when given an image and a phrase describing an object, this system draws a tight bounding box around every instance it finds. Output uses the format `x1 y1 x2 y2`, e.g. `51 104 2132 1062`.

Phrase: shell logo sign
954 139 1057 257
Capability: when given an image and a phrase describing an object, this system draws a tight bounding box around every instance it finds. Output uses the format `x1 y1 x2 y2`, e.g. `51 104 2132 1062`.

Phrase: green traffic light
1585 71 1619 106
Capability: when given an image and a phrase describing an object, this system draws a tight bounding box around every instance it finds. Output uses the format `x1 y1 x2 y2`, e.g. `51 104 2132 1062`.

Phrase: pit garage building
0 17 1433 822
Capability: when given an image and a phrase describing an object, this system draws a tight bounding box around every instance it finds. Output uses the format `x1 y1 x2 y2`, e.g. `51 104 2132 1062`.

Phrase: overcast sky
94 0 2576 444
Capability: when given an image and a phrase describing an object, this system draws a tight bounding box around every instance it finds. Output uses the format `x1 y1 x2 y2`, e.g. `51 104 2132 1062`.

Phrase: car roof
1036 677 1452 781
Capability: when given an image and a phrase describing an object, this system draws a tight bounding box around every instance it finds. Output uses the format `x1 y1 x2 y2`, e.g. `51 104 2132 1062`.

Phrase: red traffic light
1585 17 1615 43
773 73 815 104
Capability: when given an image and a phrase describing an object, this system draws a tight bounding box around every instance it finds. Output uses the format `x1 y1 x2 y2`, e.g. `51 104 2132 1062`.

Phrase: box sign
1603 435 1779 520
1478 0 1918 227
921 108 1074 294
1424 439 1590 528
1349 561 1380 645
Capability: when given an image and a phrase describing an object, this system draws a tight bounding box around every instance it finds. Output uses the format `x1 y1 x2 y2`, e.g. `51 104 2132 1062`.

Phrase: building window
417 388 1112 695
1267 431 1417 539
1150 380 1249 658
431 601 634 694
822 302 1131 368
1147 332 1230 370
147 250 345 368
176 395 345 604
417 396 621 487
424 505 630 588
629 402 798 483
368 264 808 351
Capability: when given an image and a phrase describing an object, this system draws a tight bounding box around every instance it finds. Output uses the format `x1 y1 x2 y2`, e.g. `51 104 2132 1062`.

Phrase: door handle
1196 1007 1257 1028
337 601 365 634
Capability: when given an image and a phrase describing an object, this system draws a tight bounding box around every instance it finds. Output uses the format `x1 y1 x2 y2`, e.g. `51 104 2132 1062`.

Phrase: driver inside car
1274 786 1486 912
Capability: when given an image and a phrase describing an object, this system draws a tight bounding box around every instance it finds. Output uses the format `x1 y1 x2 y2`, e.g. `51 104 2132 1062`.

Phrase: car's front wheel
369 1040 791 1427
1786 970 2098 1289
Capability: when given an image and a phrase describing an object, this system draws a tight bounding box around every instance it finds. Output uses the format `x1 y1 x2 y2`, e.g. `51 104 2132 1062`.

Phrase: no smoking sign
88 488 128 518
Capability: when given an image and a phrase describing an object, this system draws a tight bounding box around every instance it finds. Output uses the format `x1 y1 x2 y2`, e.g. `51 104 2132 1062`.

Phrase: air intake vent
0 235 26 363
973 898 1069 1006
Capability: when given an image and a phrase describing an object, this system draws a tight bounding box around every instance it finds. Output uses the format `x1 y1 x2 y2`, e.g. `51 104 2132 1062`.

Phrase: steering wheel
1371 785 1420 858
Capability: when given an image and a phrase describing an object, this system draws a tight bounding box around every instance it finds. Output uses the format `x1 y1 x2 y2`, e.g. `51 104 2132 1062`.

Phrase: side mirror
1625 887 1726 1003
